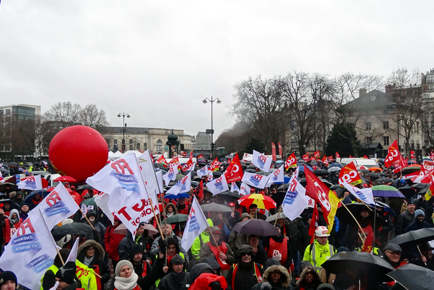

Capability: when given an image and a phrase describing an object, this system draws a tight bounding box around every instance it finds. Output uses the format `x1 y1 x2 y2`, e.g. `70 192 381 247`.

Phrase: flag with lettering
17 175 42 191
322 156 329 166
197 165 210 178
338 162 362 186
165 172 192 198
86 154 159 236
230 182 240 192
302 154 310 162
138 150 161 198
181 196 209 251
241 172 269 189
197 154 205 160
224 153 243 183
284 153 297 170
271 142 277 162
314 151 320 159
162 164 178 186
206 174 229 196
384 139 405 169
265 165 284 187
189 150 194 159
278 142 283 158
209 158 220 171
342 182 375 206
304 167 340 231
282 168 308 221
156 154 168 168
239 183 251 196
252 150 272 172
180 157 195 172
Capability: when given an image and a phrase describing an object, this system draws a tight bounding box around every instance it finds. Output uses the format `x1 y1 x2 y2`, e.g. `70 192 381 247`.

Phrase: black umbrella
271 191 286 208
389 228 434 247
233 219 279 236
77 184 94 191
52 223 93 240
358 169 370 175
375 177 393 185
322 251 394 281
412 183 430 190
398 185 416 200
277 183 289 191
332 187 347 199
245 169 256 174
387 263 434 290
0 182 18 192
165 214 189 224
201 203 232 213
314 169 329 176
336 203 374 226
24 190 50 204
366 172 380 179
247 165 257 169
218 191 242 199
220 162 229 167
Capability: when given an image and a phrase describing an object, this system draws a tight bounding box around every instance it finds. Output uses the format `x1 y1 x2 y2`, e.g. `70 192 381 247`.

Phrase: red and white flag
278 142 283 159
285 153 297 170
252 150 272 172
410 150 416 160
302 154 310 162
313 151 320 159
209 158 220 171
156 155 168 168
339 162 362 186
384 139 406 171
335 152 340 159
322 156 329 166
271 142 277 162
224 153 243 183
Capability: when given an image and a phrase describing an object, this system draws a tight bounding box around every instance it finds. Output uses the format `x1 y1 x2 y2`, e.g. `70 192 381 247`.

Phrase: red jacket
2 217 11 244
189 273 228 290
104 225 124 261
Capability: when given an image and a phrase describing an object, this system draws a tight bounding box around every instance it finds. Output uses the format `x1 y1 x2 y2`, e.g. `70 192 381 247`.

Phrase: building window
365 123 371 130
156 139 163 153
429 84 434 90
114 139 117 145
4 109 10 115
0 110 3 115
144 143 147 150
366 137 372 144
129 144 133 150
383 136 389 145
383 121 389 130
136 143 140 150
129 139 133 145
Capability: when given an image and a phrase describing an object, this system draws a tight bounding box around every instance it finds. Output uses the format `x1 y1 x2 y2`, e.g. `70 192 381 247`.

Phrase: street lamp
203 96 221 158
117 112 130 153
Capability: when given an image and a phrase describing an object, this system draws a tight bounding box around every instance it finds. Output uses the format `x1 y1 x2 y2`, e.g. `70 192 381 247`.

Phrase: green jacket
191 219 213 260
303 239 336 270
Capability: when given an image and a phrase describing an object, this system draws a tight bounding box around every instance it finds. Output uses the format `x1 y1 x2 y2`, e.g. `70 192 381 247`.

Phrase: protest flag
209 158 220 171
156 154 168 168
252 150 272 172
282 167 308 221
224 153 243 183
17 175 42 191
197 165 210 178
230 182 240 192
265 165 284 187
241 172 269 189
278 142 283 158
181 196 209 251
165 172 192 198
206 174 229 195
338 162 362 186
284 153 297 170
271 142 277 161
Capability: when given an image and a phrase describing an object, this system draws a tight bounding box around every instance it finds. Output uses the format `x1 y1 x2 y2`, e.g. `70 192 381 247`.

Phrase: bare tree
44 102 82 128
79 104 110 133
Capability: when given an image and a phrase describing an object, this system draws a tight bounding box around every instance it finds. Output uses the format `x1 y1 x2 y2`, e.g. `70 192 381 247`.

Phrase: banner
278 142 283 158
224 153 243 183
163 164 178 186
230 182 240 193
206 174 229 196
87 154 159 236
209 158 220 171
17 175 42 191
180 157 195 172
283 168 308 221
322 156 329 166
197 165 210 178
265 165 284 187
239 183 251 196
302 154 310 162
165 172 192 198
284 153 297 170
241 172 269 189
138 150 161 198
423 161 434 172
271 142 277 162
181 196 209 251
156 154 168 168
342 182 375 206
252 150 272 172
313 151 320 159
338 162 362 186
384 139 405 169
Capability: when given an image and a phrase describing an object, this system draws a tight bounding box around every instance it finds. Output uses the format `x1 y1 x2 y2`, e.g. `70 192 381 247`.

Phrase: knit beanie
0 271 17 287
415 209 425 217
115 260 134 277
55 262 76 284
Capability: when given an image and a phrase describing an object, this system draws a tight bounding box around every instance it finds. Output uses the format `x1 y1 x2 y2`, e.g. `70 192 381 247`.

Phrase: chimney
359 88 367 96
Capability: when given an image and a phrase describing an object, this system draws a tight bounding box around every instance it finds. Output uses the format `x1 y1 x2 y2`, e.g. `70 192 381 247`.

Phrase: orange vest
266 238 288 265
207 242 231 270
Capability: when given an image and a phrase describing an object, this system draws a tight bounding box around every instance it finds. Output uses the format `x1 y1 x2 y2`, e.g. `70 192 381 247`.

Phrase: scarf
114 272 139 290
83 256 94 267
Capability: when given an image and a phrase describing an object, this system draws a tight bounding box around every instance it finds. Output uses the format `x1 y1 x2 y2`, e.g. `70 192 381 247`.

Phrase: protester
41 249 71 290
249 204 266 220
296 265 322 290
395 200 416 235
104 217 125 270
0 271 17 290
55 261 82 290
263 226 293 270
251 263 294 290
405 209 430 232
85 210 106 245
228 213 250 255
302 226 336 271
248 234 268 266
158 254 190 290
77 239 110 288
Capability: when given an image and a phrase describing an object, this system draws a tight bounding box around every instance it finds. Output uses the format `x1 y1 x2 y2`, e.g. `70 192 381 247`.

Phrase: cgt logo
385 149 399 162
285 157 295 167
314 181 331 211
249 174 263 186
339 170 358 184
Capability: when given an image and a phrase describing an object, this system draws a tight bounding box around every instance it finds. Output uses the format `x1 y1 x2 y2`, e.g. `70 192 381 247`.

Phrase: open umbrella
201 203 232 213
165 214 189 224
266 212 287 223
389 228 434 247
0 183 17 192
368 167 382 172
372 185 405 198
336 203 374 226
322 251 394 281
375 177 393 185
402 166 421 175
24 189 50 204
245 169 256 174
358 169 370 175
113 223 159 236
239 193 277 210
233 219 279 236
314 169 329 176
271 191 286 208
387 263 434 290
52 223 93 240
366 172 380 179
329 163 343 169
54 176 77 183
328 167 341 173
398 185 416 200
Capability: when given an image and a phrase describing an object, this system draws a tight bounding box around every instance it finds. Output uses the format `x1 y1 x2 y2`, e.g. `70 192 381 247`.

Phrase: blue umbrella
372 185 405 198
24 189 50 204
329 163 343 168
164 192 190 199
299 164 313 172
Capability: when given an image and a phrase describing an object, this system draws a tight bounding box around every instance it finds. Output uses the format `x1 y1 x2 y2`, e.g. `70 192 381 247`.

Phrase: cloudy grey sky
1 1 433 138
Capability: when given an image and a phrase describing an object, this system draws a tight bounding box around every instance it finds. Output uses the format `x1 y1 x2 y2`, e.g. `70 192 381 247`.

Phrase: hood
264 258 281 271
190 263 214 285
129 244 144 261
165 202 178 215
297 266 321 286
77 239 105 261
262 265 290 288
9 209 20 219
239 213 250 221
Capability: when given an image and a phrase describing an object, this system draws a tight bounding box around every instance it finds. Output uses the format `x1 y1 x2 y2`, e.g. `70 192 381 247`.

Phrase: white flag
282 168 308 221
166 172 192 198
342 182 375 206
181 196 209 251
86 153 159 236
155 170 164 193
230 182 240 192
197 165 209 178
138 150 161 197
0 210 58 289
242 172 269 189
206 174 229 196
239 183 251 196
36 183 80 229
66 238 79 263
163 165 177 186
17 175 42 191
251 150 272 172
207 171 213 181
94 192 114 225
265 165 285 187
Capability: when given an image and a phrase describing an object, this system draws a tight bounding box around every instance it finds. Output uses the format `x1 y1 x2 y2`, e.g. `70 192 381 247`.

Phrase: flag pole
339 200 366 237
148 198 165 240
39 208 64 266
79 208 96 231
208 227 223 255
273 206 282 227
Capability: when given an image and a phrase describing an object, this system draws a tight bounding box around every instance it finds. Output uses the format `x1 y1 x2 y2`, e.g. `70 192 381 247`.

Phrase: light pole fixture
117 112 130 153
202 96 221 159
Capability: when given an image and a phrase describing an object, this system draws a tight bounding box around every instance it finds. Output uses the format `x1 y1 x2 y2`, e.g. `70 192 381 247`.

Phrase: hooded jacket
296 266 322 290
77 239 110 285
252 264 294 290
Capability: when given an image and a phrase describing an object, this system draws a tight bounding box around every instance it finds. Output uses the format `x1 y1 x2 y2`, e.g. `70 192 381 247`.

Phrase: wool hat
115 260 134 277
56 262 76 284
0 271 17 287
170 254 185 265
238 244 253 257
415 209 425 217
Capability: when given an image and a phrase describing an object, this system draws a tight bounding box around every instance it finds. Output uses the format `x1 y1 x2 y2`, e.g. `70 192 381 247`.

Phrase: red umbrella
54 176 77 183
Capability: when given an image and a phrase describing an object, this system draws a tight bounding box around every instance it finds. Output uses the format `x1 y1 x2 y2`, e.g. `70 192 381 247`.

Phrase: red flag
314 150 320 158
302 154 310 162
156 155 168 168
189 150 194 159
335 152 340 159
278 142 283 159
197 154 205 160
224 153 243 183
328 156 333 162
349 155 353 158
198 179 204 201
209 158 219 171
364 155 368 159
304 167 340 228
284 153 297 170
170 156 179 164
322 156 329 166
339 162 362 186
384 139 405 169
410 150 416 160
308 203 318 244
271 142 277 162
180 157 194 172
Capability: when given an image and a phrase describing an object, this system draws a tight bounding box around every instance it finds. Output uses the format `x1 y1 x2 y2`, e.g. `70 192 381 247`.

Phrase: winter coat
228 230 249 256
395 211 415 235
189 273 228 290
253 244 268 266
104 224 124 261
164 202 178 218
252 265 294 290
296 266 322 290
225 261 263 290
158 271 190 290
77 239 110 286
405 219 431 233
302 240 336 270
150 232 187 264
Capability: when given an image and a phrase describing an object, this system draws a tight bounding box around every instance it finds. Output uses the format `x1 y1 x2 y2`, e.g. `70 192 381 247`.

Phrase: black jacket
225 261 263 290
159 271 190 290
77 239 110 284
396 211 415 235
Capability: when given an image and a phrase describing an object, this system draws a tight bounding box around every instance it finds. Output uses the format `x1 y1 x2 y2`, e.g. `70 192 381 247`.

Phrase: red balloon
49 125 108 182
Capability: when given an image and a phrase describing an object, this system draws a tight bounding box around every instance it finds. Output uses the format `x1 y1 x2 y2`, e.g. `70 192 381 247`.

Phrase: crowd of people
0 156 432 290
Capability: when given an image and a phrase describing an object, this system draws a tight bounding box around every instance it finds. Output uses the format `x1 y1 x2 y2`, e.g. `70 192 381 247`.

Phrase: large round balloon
49 125 108 182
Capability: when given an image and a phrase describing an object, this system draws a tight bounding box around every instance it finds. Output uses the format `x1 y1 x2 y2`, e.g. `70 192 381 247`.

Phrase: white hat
315 226 330 237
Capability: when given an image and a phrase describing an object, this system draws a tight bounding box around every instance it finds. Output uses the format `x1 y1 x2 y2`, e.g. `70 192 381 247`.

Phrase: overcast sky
1 1 433 139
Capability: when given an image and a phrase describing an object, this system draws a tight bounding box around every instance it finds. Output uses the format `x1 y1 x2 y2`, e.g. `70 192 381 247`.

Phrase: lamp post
203 96 221 159
117 112 130 153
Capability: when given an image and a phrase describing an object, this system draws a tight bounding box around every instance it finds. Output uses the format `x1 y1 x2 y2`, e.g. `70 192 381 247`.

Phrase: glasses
386 250 401 256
